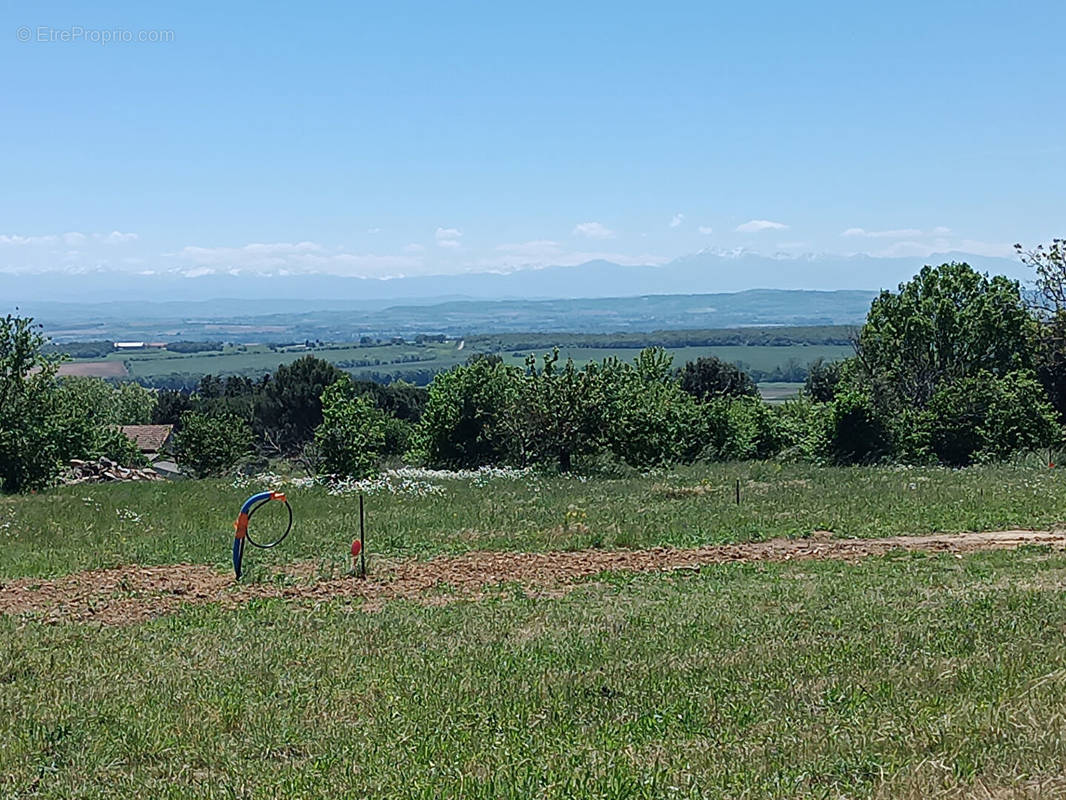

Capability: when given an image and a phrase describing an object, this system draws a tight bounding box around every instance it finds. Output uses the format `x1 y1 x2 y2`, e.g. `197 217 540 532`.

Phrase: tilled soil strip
2 530 1063 626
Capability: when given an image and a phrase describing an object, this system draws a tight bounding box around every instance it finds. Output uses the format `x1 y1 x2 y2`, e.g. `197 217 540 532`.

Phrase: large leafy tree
596 349 705 467
0 314 93 491
514 350 601 471
255 356 345 452
1017 239 1066 420
174 411 252 477
856 262 1035 410
314 380 387 479
416 358 520 468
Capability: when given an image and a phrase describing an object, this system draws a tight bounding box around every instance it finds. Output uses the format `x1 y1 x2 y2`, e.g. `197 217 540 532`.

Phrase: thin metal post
735 478 740 505
359 493 367 578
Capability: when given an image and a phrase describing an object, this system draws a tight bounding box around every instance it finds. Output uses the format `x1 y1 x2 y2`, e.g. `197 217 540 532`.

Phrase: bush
825 390 891 465
773 397 830 463
96 426 148 467
175 411 252 477
719 398 783 461
679 357 758 401
804 358 844 403
928 371 1060 466
597 351 705 468
416 359 520 468
314 382 387 479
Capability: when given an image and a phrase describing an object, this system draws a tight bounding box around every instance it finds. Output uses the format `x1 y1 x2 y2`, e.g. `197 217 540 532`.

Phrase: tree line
4 251 1066 490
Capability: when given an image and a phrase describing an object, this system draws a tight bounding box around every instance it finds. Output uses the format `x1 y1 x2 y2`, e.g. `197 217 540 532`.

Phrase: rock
60 457 165 486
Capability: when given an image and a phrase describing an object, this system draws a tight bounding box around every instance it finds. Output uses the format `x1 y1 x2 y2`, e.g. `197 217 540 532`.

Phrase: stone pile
64 458 165 485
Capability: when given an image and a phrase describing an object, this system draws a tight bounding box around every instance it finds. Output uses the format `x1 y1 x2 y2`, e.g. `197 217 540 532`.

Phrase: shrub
804 358 844 403
416 359 520 468
597 351 704 467
679 357 758 401
928 370 1060 466
825 390 891 465
773 397 830 463
96 426 148 467
175 411 252 477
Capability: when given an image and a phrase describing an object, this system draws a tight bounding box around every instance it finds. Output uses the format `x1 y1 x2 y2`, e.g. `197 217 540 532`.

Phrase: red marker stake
350 539 362 574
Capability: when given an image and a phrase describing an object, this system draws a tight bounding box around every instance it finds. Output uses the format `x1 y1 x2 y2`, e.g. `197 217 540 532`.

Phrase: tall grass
2 550 1066 798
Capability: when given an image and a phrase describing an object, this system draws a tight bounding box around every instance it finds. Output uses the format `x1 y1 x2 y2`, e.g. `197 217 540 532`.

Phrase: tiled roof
120 424 174 453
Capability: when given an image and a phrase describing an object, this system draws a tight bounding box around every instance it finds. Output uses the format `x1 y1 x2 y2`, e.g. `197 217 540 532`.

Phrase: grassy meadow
4 548 1066 798
4 463 1066 798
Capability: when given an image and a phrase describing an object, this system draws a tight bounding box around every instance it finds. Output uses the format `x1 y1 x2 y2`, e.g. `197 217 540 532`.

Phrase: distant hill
2 250 1026 307
29 289 875 342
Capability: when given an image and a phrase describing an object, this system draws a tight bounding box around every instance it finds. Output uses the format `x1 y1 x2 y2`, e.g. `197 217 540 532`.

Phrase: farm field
3 464 1066 797
74 341 854 384
755 381 804 402
54 360 129 378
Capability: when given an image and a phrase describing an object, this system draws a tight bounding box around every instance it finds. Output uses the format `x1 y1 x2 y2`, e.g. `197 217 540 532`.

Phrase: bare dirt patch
1 530 1062 626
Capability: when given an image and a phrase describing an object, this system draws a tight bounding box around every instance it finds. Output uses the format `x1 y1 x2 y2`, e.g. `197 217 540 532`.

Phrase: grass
5 465 1066 797
3 462 1066 580
3 549 1066 798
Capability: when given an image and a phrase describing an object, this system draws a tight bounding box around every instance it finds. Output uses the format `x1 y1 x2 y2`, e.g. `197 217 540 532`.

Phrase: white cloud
403 243 425 253
736 219 788 233
0 234 58 245
669 213 684 229
698 225 713 235
495 240 562 258
96 230 138 244
168 240 424 278
0 230 137 246
572 221 615 239
435 227 463 248
841 227 923 239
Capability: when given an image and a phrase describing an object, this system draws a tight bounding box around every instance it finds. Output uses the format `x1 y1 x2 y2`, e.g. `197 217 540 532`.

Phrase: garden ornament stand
232 491 293 580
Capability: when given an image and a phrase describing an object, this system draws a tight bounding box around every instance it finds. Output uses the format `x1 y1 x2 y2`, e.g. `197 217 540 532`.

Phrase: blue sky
2 0 1064 280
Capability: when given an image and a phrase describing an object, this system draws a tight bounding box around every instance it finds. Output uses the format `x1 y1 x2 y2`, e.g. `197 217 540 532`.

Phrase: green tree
255 356 345 452
1017 239 1066 420
804 357 845 403
1016 238 1066 313
515 350 601 471
856 263 1034 410
596 349 705 468
112 382 157 424
314 381 388 479
175 411 252 477
678 356 758 401
0 314 93 492
57 377 158 426
416 358 521 468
